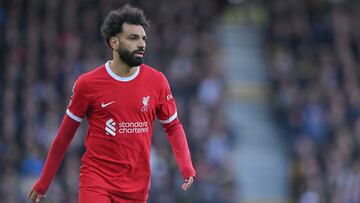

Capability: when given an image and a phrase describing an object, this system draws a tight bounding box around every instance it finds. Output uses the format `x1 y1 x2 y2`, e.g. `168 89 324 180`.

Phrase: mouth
134 51 144 57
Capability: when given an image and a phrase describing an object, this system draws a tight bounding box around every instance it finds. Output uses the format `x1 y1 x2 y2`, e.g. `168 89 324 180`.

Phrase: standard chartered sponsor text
119 121 149 134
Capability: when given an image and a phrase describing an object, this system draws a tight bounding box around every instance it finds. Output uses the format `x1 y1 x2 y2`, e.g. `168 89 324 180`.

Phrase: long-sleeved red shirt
33 61 196 200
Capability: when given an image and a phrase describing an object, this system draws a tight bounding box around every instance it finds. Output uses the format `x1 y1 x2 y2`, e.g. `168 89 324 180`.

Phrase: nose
138 39 146 49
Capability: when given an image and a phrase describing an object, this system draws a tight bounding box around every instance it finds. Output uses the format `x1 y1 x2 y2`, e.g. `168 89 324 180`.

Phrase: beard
117 47 144 67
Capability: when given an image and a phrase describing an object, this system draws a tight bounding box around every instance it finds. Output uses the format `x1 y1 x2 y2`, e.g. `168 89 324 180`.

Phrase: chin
133 58 143 66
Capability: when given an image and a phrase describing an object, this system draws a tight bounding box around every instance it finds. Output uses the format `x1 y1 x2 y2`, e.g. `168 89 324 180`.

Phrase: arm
28 114 80 202
163 118 196 179
34 114 80 193
156 72 196 190
163 118 196 190
28 76 89 202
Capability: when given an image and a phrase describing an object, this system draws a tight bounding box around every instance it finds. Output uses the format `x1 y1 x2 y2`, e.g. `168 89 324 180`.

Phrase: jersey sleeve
33 114 80 194
156 73 196 179
156 73 177 124
66 76 90 122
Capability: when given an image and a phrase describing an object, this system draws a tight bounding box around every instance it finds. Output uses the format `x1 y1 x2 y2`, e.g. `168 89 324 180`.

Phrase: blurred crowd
0 0 237 203
267 0 360 202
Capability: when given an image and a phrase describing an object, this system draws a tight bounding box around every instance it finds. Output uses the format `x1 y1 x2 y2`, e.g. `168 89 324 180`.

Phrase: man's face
115 23 146 67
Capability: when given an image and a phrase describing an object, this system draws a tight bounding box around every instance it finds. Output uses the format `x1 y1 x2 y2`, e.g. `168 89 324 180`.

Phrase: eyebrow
128 34 147 39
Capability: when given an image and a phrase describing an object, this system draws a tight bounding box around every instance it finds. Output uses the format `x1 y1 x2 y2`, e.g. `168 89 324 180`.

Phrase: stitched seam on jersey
66 109 83 122
105 61 140 82
159 112 177 124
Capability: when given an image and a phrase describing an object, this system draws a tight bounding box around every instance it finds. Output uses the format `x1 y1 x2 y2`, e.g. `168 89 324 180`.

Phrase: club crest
142 96 150 112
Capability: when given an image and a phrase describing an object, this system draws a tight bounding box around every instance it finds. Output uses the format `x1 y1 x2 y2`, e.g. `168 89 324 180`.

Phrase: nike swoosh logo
101 101 116 108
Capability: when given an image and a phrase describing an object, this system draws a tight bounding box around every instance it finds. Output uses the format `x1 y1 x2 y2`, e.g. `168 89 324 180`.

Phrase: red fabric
33 62 196 199
79 186 146 203
163 118 196 179
33 114 80 194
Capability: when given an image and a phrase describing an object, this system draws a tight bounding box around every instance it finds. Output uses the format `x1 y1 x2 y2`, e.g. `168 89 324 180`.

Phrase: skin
109 23 147 77
182 176 195 191
27 23 194 202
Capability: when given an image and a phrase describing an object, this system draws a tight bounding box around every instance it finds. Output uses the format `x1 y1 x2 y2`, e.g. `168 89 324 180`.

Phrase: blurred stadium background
1 0 360 203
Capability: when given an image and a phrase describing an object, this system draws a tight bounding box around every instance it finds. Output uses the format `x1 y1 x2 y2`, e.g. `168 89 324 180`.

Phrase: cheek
121 40 137 51
122 46 136 53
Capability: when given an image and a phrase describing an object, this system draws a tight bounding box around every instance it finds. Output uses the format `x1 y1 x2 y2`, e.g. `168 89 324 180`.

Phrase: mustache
132 48 145 54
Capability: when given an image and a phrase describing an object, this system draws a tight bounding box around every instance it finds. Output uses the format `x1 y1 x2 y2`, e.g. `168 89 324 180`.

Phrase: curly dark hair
100 4 150 48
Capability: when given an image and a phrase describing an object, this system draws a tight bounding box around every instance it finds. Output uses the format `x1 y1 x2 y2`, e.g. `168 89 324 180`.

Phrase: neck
110 51 138 77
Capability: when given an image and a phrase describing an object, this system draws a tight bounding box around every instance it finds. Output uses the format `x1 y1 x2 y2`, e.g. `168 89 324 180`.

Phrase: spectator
267 0 360 202
0 0 236 202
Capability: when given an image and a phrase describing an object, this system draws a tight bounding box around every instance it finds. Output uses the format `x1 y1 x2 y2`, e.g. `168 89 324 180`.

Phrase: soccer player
27 4 196 203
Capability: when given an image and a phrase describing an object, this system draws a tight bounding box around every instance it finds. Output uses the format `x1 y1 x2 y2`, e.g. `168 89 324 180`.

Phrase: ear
110 37 119 49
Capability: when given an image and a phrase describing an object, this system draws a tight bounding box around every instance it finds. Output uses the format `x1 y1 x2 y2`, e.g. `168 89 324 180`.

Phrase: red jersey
65 61 195 200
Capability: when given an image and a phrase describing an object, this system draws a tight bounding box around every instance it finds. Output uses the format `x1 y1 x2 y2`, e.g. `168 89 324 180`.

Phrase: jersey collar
105 61 140 82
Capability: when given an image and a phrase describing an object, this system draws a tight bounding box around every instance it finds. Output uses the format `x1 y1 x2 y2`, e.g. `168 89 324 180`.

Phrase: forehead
120 23 146 36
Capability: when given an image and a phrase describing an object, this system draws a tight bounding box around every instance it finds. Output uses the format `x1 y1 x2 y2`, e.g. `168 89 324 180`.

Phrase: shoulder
141 64 168 82
72 64 105 93
77 64 106 83
81 64 105 79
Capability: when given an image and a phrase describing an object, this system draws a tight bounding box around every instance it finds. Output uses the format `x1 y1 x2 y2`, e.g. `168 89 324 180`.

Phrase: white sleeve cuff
159 112 177 124
66 109 83 122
